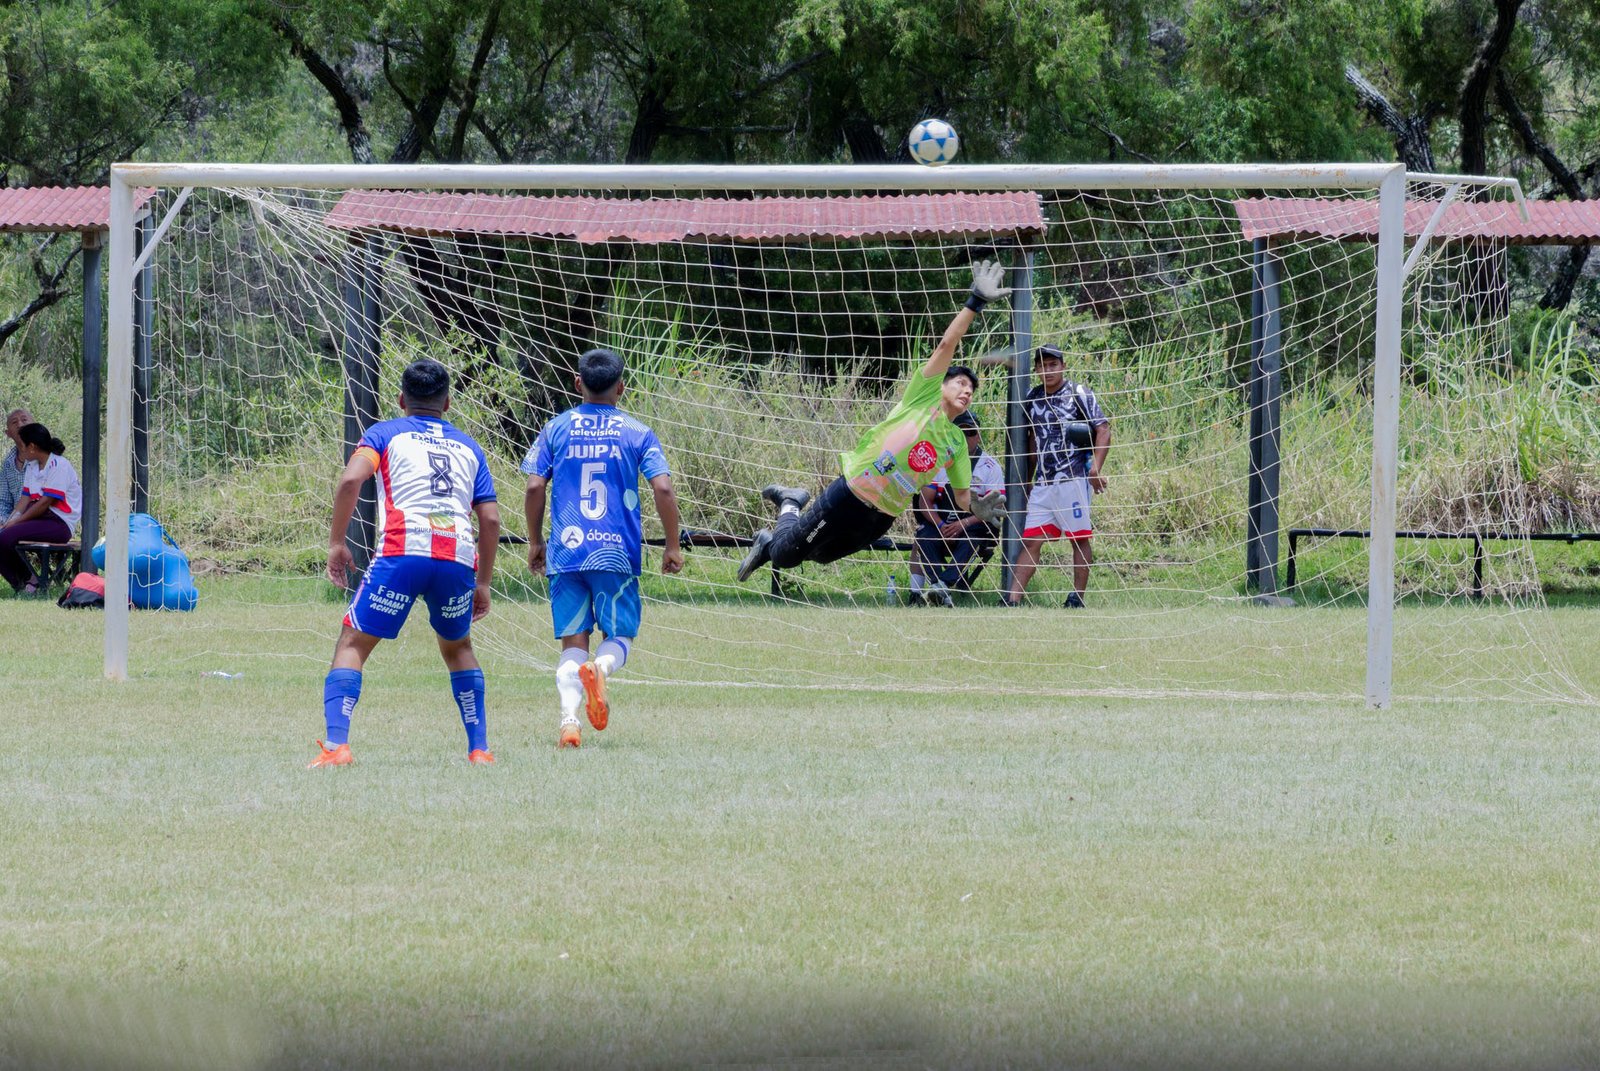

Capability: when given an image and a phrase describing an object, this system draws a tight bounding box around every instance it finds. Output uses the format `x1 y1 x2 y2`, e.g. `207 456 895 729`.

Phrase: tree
0 0 281 352
1344 0 1600 310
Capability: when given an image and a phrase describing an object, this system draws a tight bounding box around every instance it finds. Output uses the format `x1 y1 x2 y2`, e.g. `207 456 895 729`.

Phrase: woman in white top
0 422 82 594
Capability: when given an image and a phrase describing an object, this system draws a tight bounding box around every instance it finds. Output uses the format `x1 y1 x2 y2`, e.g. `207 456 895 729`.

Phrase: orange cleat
578 661 609 731
558 722 582 749
308 740 353 768
467 749 496 765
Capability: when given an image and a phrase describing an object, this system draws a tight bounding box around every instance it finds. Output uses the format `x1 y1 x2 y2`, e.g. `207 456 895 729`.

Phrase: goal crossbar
111 161 1402 193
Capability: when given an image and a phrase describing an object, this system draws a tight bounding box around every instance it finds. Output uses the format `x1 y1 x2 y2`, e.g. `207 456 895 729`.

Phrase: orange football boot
558 722 582 749
578 661 609 730
308 740 353 768
467 749 496 765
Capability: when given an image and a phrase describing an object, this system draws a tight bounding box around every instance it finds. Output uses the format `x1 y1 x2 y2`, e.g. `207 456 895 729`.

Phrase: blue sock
322 668 362 746
450 668 487 753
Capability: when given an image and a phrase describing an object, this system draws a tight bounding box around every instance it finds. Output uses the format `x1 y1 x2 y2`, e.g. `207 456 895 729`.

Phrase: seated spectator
907 409 1005 606
0 407 31 521
0 422 82 595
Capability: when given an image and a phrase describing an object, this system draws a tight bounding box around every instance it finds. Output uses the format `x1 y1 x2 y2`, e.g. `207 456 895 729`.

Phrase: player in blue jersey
311 359 501 768
522 348 683 749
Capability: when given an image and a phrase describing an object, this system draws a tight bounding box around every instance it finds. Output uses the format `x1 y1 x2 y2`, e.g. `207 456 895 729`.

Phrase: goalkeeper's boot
558 720 582 749
904 589 927 607
467 748 496 765
761 484 811 513
579 661 609 731
736 528 774 583
930 582 955 608
1063 592 1085 609
308 740 353 768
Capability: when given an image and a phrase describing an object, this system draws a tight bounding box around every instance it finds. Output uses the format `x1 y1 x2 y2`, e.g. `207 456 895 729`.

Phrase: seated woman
0 422 82 595
906 409 1004 605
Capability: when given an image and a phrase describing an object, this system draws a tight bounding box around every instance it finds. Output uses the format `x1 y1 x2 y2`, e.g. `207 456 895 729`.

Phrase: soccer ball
908 118 960 166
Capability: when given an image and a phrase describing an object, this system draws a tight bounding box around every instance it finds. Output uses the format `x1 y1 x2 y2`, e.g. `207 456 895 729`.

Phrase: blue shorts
549 570 640 639
344 555 476 641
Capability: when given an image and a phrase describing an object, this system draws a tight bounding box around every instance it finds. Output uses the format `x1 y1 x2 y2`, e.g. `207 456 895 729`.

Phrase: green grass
4 590 1600 1069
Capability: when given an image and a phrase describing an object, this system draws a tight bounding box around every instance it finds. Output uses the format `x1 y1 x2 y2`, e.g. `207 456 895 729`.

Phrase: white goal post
103 160 1524 707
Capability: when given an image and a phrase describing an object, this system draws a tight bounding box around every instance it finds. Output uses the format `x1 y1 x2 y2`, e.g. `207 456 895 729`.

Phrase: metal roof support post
1003 254 1035 596
1247 242 1265 587
340 234 381 575
79 233 103 574
1247 238 1283 596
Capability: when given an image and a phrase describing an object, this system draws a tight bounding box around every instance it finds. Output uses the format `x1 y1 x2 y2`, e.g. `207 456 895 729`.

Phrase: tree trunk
626 81 672 164
273 18 375 165
1495 71 1590 310
1344 64 1437 172
1457 0 1523 176
0 243 80 348
842 118 890 164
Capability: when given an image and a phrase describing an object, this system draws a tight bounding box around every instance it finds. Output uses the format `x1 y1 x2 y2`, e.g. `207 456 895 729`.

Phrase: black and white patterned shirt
1024 380 1109 484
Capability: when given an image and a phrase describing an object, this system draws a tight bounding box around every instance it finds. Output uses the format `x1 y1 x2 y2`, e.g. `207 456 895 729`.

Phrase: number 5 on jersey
580 461 608 520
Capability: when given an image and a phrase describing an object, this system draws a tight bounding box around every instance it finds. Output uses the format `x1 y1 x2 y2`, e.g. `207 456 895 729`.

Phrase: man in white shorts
1004 344 1111 608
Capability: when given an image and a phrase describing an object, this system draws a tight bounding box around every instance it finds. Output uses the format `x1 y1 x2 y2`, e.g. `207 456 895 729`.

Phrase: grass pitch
3 591 1600 1070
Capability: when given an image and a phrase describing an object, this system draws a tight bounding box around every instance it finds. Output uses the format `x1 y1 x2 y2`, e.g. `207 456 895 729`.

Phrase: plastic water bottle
886 575 898 606
201 671 243 680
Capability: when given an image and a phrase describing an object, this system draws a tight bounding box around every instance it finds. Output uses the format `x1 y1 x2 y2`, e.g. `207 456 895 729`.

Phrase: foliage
0 0 280 185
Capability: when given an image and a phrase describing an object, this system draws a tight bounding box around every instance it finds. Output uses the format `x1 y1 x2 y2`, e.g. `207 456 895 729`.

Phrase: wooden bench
15 540 80 595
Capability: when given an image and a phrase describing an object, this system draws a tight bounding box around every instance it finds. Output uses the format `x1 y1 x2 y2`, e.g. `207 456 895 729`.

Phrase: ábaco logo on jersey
907 440 939 473
560 525 585 550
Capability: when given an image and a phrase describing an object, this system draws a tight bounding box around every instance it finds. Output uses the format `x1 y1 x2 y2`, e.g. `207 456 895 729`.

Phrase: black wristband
964 292 989 313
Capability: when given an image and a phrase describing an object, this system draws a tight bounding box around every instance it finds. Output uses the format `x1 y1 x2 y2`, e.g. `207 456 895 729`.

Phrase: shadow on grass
7 979 1595 1070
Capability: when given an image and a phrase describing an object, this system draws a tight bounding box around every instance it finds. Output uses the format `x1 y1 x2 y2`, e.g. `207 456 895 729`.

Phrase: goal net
103 164 1592 705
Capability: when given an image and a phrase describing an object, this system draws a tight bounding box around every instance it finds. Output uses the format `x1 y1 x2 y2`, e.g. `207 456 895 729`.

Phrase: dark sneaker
737 528 775 582
904 590 927 607
761 484 811 512
929 582 955 608
1063 592 1085 609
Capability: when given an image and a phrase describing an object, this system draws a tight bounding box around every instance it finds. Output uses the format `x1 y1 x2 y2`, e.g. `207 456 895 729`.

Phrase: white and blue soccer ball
908 118 960 166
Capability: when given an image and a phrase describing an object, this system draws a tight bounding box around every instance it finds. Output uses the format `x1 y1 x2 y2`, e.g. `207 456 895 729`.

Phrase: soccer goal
101 162 1591 707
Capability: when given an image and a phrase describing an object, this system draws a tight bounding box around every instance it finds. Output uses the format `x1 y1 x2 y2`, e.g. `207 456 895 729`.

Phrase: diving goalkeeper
737 260 1011 582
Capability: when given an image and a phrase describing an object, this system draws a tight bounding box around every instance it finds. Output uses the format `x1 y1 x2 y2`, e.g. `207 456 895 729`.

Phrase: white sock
556 650 585 720
595 637 630 677
909 573 925 593
779 501 800 516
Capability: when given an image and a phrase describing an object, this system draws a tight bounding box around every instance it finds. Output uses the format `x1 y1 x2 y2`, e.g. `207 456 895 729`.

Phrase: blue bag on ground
91 513 200 611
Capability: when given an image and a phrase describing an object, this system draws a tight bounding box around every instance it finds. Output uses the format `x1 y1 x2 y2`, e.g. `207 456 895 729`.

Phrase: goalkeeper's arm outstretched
737 261 1011 582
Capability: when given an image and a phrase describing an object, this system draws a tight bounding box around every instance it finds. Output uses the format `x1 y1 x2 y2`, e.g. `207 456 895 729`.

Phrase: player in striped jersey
310 359 501 768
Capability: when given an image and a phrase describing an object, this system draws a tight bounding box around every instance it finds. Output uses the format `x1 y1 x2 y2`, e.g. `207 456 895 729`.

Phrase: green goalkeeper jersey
840 366 970 518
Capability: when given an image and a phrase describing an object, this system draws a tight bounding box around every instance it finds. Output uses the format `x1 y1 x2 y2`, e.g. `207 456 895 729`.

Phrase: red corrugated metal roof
0 185 154 232
324 191 1047 243
1234 197 1600 245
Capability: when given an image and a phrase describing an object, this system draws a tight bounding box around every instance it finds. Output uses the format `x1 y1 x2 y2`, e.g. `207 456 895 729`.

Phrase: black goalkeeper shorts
768 475 896 569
